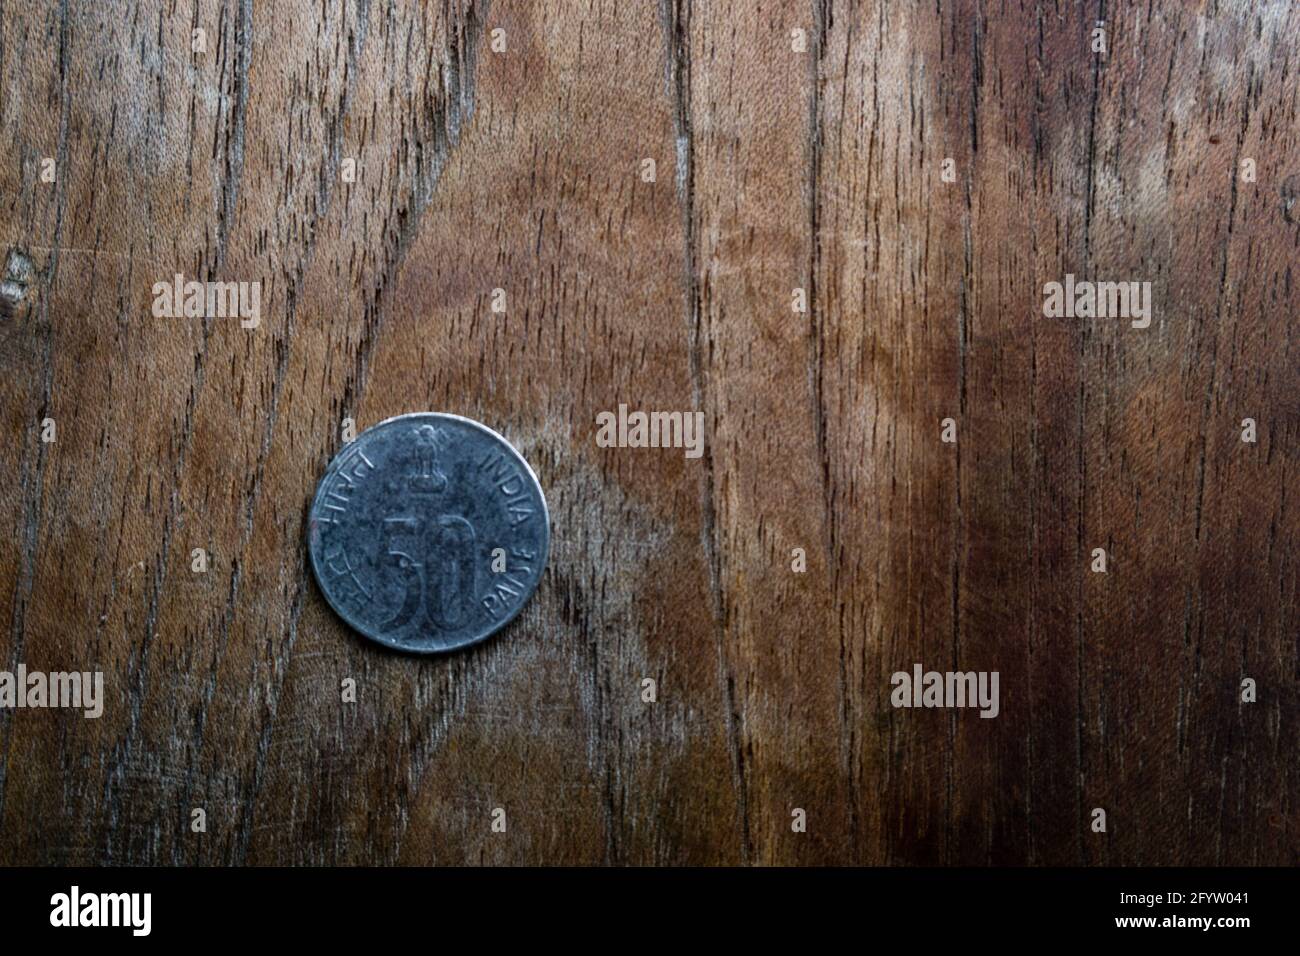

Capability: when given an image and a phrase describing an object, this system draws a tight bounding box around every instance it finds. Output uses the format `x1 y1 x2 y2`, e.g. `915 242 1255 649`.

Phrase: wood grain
0 0 1295 865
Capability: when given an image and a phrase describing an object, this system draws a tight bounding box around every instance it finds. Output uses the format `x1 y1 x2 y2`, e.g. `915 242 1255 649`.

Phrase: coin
308 413 550 654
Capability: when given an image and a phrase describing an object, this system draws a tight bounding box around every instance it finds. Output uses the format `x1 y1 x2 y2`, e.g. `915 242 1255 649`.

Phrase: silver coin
308 413 550 654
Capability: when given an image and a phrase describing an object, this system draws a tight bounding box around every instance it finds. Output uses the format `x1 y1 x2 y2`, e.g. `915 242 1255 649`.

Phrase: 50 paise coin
308 413 550 654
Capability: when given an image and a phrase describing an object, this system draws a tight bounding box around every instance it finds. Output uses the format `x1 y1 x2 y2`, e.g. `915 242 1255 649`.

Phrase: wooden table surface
0 0 1295 866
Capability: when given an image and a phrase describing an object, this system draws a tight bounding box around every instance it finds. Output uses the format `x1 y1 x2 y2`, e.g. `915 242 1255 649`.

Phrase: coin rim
308 411 551 655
